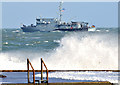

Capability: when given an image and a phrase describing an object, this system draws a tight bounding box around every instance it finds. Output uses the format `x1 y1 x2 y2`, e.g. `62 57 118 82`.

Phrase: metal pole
59 2 62 22
41 58 43 83
27 59 30 83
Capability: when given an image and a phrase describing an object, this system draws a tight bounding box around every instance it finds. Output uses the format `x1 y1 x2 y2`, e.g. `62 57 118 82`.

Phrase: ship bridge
36 18 58 26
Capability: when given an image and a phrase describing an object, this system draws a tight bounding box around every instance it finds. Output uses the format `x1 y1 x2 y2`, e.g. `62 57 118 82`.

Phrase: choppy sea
0 28 119 84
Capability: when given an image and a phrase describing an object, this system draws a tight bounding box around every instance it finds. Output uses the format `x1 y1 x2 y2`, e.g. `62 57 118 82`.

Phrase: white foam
45 32 118 70
12 30 20 33
25 43 34 46
3 42 8 45
33 41 41 44
53 40 61 43
35 71 119 83
44 41 49 42
96 30 100 32
106 30 109 32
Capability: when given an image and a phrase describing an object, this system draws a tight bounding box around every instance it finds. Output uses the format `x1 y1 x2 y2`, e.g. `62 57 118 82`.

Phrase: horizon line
1 0 120 2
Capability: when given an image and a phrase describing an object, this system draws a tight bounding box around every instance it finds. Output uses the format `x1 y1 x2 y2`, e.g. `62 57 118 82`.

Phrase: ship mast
59 1 63 22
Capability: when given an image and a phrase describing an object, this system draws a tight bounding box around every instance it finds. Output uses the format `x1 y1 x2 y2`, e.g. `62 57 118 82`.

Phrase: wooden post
41 58 49 83
46 70 47 81
47 70 48 81
41 58 43 83
33 71 35 84
27 58 35 84
27 59 30 83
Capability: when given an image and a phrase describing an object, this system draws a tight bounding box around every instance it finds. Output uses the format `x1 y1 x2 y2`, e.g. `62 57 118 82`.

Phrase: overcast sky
2 1 118 28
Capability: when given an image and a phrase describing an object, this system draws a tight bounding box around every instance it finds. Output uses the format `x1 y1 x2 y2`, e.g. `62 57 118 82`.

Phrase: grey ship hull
21 27 52 32
21 26 88 32
21 27 40 32
54 28 88 31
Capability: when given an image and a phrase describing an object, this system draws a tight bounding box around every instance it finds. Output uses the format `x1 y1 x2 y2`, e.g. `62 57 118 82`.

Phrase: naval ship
21 2 96 32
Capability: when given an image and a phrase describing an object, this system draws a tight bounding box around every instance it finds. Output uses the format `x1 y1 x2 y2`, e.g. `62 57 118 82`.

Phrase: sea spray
46 32 118 70
0 51 48 70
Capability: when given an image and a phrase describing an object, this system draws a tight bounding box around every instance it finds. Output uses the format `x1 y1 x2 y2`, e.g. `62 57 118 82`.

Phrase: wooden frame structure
27 58 35 84
41 58 48 83
27 58 49 84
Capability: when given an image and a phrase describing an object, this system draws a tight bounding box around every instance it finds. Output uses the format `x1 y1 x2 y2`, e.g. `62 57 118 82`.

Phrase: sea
0 28 119 84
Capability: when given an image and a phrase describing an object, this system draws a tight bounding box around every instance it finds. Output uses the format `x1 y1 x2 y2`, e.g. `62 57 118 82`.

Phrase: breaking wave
36 71 119 83
45 32 118 70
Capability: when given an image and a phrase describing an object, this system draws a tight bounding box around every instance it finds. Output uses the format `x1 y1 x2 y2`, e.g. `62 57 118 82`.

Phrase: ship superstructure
21 18 59 32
